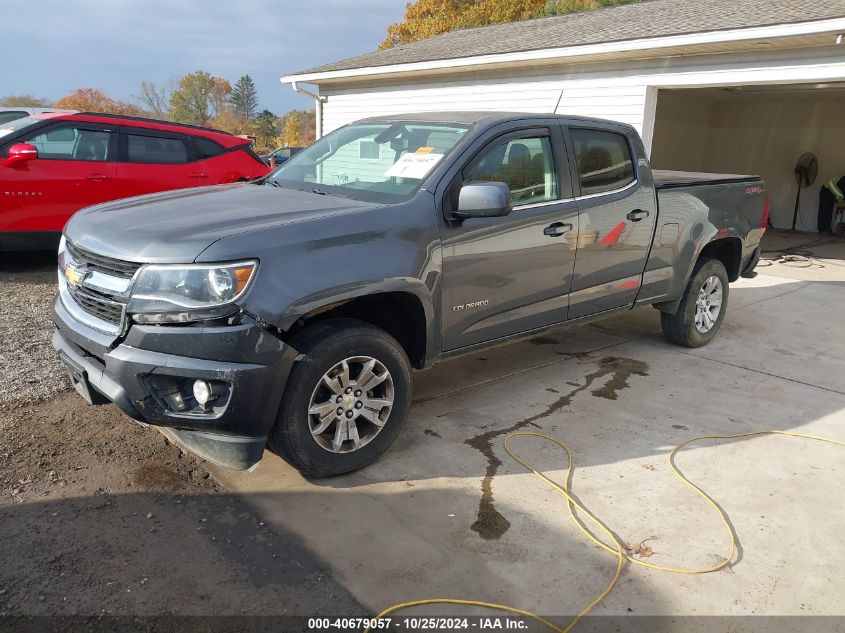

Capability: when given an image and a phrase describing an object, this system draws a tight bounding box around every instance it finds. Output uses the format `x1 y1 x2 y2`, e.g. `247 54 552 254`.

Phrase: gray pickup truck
52 112 768 476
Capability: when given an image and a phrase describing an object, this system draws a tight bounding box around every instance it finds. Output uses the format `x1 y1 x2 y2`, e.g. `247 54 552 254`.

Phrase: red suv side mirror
4 143 38 167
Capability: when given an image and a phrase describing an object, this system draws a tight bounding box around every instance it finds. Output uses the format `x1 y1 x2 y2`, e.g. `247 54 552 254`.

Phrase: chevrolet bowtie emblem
64 265 85 287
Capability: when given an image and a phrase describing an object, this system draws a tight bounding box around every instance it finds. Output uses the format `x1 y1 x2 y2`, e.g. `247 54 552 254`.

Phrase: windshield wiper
311 188 329 195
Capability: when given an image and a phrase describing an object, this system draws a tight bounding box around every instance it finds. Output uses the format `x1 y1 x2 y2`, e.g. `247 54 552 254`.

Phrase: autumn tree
279 109 316 147
381 0 545 48
0 94 52 107
136 80 171 119
253 109 280 151
54 88 142 115
380 0 641 48
211 108 253 136
541 0 642 15
169 71 231 125
230 74 259 120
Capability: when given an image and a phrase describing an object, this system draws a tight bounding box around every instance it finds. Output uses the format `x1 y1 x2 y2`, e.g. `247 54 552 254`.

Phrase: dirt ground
0 393 361 632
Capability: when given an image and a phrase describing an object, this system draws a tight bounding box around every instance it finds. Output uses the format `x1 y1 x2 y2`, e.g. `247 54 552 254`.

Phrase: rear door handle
187 173 208 179
543 222 573 237
86 174 110 182
627 209 649 222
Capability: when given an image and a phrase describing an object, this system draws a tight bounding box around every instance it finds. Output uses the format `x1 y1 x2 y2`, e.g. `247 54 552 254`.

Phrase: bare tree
135 80 172 120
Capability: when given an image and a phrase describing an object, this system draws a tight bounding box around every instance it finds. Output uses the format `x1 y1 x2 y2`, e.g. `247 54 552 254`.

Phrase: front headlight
127 260 257 323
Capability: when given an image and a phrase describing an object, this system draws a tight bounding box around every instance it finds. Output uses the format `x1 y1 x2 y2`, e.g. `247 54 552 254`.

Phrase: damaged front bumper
52 294 298 470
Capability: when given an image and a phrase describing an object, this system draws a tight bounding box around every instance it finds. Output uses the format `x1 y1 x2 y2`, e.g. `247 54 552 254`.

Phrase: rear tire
661 258 729 348
269 319 412 477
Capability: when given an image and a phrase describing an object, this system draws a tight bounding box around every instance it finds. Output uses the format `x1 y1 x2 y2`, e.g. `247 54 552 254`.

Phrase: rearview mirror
4 143 38 167
455 182 512 219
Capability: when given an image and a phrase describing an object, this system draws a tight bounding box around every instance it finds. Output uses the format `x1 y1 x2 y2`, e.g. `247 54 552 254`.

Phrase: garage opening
650 84 845 232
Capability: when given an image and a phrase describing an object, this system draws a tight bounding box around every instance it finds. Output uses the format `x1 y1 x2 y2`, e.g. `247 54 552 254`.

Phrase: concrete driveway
211 232 845 629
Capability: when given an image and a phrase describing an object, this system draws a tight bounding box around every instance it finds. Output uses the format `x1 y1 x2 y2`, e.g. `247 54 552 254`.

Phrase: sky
2 0 406 114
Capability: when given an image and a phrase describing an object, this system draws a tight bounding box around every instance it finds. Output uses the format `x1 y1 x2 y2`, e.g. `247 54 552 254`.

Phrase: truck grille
68 286 125 326
63 239 138 331
66 240 142 279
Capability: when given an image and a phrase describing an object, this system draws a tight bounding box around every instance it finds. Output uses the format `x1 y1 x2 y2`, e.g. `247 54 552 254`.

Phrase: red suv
0 112 270 252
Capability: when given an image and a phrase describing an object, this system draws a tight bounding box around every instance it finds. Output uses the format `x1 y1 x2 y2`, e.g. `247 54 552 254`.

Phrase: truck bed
653 170 760 189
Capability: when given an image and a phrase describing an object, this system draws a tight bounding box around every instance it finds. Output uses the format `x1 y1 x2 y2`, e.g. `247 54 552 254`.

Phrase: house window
359 140 380 160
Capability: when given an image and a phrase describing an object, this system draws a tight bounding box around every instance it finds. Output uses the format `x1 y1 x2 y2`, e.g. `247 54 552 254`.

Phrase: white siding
321 73 647 136
317 46 845 149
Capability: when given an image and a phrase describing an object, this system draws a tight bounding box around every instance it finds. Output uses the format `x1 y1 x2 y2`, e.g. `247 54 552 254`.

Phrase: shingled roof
292 0 845 76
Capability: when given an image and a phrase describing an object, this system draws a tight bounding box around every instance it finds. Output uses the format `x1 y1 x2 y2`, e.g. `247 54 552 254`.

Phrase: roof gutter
282 16 845 84
287 80 327 139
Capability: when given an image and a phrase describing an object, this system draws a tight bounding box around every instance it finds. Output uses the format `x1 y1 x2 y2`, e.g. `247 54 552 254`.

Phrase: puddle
465 355 649 540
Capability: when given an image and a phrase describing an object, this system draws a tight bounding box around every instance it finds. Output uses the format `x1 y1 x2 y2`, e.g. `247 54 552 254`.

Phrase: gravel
0 253 69 407
0 253 362 622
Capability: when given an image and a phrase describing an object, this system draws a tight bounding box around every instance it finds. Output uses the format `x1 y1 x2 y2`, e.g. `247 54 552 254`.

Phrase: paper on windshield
385 152 444 179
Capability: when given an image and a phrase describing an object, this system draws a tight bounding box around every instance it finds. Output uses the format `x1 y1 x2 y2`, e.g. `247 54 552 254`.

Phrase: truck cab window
464 136 557 206
570 128 635 196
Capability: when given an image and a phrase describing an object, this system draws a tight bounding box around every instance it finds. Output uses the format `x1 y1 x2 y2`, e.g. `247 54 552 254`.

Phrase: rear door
565 125 657 319
117 127 202 197
1 121 118 233
439 122 579 350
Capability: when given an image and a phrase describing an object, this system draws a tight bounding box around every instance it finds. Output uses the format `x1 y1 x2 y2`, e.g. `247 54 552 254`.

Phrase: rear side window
126 133 189 164
571 128 635 196
192 136 224 160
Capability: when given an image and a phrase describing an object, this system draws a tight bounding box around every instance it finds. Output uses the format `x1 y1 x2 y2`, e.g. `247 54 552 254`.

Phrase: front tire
270 319 412 477
661 258 729 348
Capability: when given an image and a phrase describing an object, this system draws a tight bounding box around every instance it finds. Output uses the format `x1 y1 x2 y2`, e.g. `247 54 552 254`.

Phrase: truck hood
64 183 379 263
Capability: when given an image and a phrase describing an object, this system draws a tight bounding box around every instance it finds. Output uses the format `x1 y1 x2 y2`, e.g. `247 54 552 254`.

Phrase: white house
282 0 845 231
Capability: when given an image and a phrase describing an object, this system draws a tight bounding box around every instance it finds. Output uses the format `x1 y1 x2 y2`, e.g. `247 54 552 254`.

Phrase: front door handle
187 173 208 179
627 209 649 222
86 174 110 182
543 222 573 237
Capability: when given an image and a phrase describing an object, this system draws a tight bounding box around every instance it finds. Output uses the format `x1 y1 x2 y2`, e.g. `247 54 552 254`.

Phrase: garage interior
650 83 845 233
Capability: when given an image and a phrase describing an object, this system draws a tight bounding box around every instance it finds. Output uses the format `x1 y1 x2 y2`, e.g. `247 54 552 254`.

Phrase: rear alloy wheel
270 319 412 477
693 275 723 334
661 258 729 348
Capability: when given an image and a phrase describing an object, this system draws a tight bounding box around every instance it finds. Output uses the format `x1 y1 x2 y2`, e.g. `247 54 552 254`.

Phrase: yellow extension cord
365 429 845 633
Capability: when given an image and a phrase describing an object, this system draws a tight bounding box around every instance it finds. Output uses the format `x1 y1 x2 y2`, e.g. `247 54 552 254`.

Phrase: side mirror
4 143 38 167
455 181 512 219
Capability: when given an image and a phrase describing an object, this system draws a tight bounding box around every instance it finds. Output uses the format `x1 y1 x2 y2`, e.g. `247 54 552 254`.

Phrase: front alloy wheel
308 356 394 454
270 318 412 477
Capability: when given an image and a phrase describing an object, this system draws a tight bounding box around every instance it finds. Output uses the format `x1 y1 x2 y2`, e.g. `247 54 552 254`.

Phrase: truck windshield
266 121 469 203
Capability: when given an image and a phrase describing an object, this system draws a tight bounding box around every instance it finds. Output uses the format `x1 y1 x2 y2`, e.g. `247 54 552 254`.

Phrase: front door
440 126 579 350
566 125 657 319
2 122 118 233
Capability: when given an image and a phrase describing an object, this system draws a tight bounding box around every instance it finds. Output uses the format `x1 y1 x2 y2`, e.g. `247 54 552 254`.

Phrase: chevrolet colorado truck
52 112 768 476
